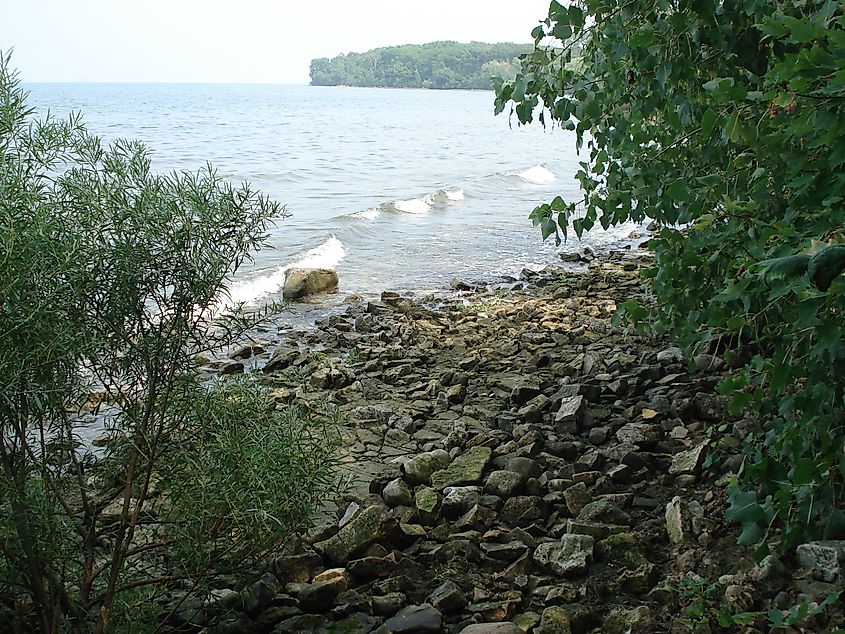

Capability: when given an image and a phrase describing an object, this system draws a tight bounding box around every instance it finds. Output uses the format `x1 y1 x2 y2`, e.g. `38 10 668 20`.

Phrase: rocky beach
188 248 844 634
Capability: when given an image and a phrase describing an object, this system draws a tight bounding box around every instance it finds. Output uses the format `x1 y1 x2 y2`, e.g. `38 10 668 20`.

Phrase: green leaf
666 179 692 202
738 521 764 545
758 254 811 285
701 108 718 137
808 245 845 291
725 488 765 523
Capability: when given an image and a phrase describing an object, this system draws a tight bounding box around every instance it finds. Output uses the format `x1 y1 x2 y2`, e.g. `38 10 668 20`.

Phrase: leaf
737 521 764 545
642 408 658 419
540 217 557 241
782 16 825 42
808 245 845 291
701 108 718 137
666 179 692 202
725 110 743 142
758 254 811 285
725 488 765 523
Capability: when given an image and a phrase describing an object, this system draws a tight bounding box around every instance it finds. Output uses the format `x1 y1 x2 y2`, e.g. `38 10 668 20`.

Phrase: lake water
25 83 638 306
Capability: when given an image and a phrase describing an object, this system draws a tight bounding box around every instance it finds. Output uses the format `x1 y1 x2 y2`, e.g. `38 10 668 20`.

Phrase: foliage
310 41 531 89
495 0 845 550
0 51 342 632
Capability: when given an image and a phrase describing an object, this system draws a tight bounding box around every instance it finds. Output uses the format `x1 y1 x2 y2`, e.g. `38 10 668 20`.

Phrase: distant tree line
309 41 532 90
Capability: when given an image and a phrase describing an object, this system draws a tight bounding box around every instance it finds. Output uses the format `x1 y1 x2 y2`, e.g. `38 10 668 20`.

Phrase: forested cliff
309 41 531 89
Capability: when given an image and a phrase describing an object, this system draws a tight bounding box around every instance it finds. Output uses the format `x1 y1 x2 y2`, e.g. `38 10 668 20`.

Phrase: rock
313 505 391 564
656 347 683 365
428 580 467 614
554 396 585 434
415 487 440 516
615 422 661 446
519 394 551 423
537 606 572 634
230 343 265 359
563 482 592 517
272 552 322 584
403 453 445 486
458 624 523 634
383 478 414 507
373 603 443 633
282 267 339 300
484 470 523 497
532 534 594 577
603 606 652 634
240 572 280 616
796 540 845 585
441 486 481 518
669 442 707 475
373 592 408 616
504 457 542 480
263 344 299 372
665 496 692 545
510 381 541 405
431 446 492 490
298 574 348 612
577 499 631 525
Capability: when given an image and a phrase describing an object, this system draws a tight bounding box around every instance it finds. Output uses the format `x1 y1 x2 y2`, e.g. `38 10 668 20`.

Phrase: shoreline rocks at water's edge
194 251 844 633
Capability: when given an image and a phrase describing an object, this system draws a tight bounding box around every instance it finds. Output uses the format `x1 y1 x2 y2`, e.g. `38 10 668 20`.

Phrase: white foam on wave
434 187 465 203
224 235 346 307
517 165 556 185
392 195 434 214
350 208 381 221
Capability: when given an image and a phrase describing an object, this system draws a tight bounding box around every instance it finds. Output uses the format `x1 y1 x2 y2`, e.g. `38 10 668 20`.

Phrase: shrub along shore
187 248 843 633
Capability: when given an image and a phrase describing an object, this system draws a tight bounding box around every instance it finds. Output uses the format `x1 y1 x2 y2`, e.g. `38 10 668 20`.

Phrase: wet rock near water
192 253 843 633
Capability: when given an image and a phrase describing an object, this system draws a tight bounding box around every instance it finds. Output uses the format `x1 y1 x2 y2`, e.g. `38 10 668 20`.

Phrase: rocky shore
193 250 844 633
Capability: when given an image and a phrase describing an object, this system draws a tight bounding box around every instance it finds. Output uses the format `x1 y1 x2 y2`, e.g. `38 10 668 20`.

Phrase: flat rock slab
533 534 594 577
431 446 492 490
313 505 390 565
374 603 443 633
796 540 845 585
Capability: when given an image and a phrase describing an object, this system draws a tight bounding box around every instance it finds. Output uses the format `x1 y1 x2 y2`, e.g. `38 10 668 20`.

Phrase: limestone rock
796 540 845 585
403 452 444 486
665 496 692 545
538 606 572 634
431 446 492 490
282 267 338 300
313 505 391 564
383 478 414 507
484 470 523 497
554 395 585 434
373 603 443 633
669 442 708 475
532 534 594 577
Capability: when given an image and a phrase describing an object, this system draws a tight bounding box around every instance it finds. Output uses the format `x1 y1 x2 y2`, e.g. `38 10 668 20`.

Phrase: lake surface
25 83 638 306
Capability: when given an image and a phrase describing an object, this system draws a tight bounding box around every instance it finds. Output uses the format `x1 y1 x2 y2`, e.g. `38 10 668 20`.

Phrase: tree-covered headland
496 0 845 552
310 41 532 89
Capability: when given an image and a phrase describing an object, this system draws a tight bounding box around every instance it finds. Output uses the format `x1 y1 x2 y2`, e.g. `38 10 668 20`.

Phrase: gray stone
578 499 631 525
415 487 439 515
442 486 481 518
374 603 443 633
603 606 653 634
297 575 348 612
431 446 492 490
615 422 661 446
532 534 594 577
383 478 414 507
669 442 708 475
282 267 339 300
403 452 444 486
484 470 523 497
554 396 585 434
505 456 542 480
427 580 467 614
796 541 845 585
459 624 523 634
538 606 572 634
563 482 592 517
665 496 691 545
313 505 391 564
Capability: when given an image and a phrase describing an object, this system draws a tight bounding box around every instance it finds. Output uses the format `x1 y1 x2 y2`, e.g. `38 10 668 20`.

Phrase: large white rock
282 267 338 300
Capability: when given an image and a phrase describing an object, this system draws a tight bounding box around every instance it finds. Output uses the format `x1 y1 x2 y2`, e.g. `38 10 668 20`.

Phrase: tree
0 52 343 632
496 0 845 551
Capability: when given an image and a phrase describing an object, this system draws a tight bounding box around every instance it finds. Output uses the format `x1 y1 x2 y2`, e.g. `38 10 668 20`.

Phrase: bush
0 51 343 632
495 0 845 552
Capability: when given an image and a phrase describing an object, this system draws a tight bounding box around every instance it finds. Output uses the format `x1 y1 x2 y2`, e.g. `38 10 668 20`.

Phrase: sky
1 0 551 84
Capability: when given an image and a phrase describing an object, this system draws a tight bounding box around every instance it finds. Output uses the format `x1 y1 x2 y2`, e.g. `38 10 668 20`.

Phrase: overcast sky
2 0 551 84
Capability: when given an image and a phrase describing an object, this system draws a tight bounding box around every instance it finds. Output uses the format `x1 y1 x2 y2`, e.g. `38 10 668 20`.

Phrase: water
24 83 637 306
